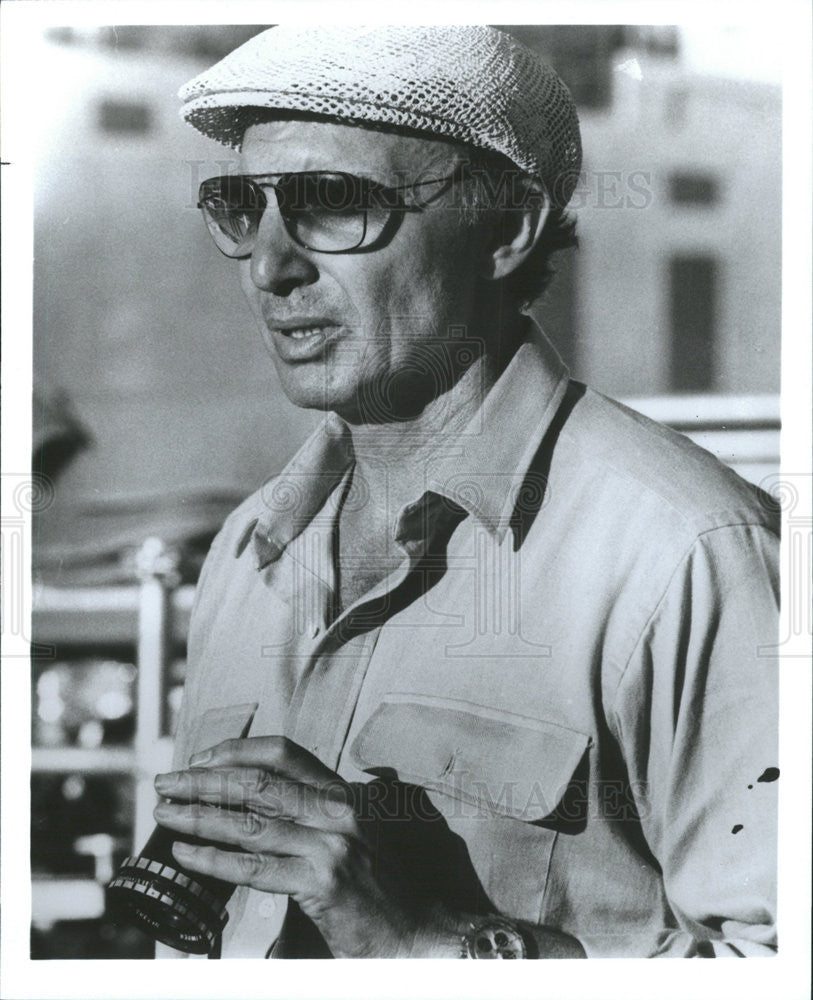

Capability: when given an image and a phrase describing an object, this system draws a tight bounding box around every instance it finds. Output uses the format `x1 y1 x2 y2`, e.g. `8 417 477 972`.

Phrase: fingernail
153 802 171 819
154 772 178 791
173 841 194 858
189 749 213 766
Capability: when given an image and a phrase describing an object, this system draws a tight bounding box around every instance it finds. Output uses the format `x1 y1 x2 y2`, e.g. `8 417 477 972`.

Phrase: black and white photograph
1 4 810 999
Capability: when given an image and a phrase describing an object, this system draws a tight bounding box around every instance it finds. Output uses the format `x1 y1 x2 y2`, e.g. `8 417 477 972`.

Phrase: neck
343 311 526 510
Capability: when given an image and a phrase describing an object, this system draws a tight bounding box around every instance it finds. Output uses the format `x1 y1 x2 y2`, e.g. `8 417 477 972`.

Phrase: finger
154 800 321 857
189 736 345 790
171 840 309 895
154 766 355 833
156 766 306 810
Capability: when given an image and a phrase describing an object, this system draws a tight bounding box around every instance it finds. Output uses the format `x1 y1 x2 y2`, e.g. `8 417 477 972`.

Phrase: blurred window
44 27 75 45
98 98 152 135
668 255 718 391
97 26 151 50
665 88 689 128
669 172 720 205
630 25 680 57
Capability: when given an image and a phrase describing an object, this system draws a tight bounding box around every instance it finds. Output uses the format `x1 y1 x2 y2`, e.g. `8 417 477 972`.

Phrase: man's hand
153 736 455 957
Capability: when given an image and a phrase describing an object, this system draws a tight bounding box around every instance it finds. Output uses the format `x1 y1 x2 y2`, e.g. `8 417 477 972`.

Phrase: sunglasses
197 167 466 257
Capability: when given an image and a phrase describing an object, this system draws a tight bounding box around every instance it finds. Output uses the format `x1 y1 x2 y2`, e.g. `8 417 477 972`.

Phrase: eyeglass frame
196 163 471 258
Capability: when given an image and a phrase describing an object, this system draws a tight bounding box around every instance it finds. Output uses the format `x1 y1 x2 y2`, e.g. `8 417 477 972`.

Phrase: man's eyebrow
237 164 463 187
238 168 390 186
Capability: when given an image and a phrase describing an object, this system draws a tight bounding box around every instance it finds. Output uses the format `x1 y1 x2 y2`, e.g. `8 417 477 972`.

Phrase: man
153 25 779 958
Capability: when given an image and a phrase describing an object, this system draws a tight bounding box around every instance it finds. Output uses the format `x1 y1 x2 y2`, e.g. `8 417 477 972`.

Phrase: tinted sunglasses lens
279 173 384 252
198 177 264 257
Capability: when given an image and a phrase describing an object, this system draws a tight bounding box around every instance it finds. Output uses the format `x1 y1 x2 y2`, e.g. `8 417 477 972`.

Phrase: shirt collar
422 324 569 540
237 322 569 569
236 412 353 569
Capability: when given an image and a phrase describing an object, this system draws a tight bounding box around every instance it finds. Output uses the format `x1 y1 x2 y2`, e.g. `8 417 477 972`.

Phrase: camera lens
106 824 234 954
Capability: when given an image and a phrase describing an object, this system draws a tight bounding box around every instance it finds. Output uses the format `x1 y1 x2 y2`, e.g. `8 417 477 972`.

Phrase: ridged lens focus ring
107 850 230 954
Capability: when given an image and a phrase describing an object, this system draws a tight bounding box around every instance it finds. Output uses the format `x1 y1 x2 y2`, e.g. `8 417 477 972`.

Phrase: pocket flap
349 694 590 822
189 702 259 761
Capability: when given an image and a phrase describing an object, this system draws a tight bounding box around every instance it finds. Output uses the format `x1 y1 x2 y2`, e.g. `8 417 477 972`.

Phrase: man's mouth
264 317 344 361
277 324 333 340
266 315 339 335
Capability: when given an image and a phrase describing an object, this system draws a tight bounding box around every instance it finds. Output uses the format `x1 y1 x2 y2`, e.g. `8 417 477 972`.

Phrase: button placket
283 493 464 772
284 544 419 768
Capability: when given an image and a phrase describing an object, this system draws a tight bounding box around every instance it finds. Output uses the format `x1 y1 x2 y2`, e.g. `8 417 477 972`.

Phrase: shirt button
258 897 278 919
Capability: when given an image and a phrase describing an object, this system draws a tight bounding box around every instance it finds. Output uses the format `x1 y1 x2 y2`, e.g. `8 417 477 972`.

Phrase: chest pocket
348 693 590 924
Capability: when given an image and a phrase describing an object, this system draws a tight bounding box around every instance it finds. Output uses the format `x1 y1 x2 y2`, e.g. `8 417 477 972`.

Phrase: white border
2 2 810 999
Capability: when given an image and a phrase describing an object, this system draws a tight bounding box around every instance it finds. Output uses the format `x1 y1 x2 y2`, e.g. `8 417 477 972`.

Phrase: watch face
468 920 527 959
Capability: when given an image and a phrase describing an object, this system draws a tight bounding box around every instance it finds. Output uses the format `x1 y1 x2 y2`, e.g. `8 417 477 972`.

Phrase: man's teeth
283 326 329 339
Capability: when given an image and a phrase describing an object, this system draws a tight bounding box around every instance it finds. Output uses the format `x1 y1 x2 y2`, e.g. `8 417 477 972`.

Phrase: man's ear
481 179 550 281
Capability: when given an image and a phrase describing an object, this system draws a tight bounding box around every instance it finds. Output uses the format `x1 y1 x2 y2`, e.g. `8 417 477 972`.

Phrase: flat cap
179 25 582 205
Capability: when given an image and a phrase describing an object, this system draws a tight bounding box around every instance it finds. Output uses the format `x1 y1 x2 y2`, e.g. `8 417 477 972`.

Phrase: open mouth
265 314 340 336
265 319 344 361
278 324 334 340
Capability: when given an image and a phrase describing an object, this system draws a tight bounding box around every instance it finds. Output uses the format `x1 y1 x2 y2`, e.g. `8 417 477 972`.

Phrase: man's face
239 119 489 421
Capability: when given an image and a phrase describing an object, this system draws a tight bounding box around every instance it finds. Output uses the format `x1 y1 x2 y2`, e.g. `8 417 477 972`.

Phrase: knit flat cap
179 25 582 205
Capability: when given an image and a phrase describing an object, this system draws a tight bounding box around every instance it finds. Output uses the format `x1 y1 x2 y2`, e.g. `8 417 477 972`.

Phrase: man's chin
278 386 335 412
274 374 356 415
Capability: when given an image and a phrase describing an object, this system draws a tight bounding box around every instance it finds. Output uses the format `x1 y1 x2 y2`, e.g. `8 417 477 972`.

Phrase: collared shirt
170 329 779 959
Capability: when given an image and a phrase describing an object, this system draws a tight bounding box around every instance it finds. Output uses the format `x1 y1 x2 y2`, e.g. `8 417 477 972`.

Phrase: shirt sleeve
609 521 779 957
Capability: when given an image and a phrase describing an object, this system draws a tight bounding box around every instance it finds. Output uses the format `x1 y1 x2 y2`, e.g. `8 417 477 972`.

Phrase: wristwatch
460 918 527 959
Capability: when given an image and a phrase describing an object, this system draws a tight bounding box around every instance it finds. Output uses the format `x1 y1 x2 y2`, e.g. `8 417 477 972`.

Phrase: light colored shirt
170 329 779 958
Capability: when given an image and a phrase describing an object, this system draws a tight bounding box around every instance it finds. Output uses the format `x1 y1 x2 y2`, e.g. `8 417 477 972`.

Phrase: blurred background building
29 24 781 957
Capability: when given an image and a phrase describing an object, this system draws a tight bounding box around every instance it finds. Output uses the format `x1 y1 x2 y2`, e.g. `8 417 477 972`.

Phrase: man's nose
248 200 319 296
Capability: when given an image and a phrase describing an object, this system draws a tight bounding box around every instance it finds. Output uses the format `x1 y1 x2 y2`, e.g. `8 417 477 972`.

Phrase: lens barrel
106 825 234 954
